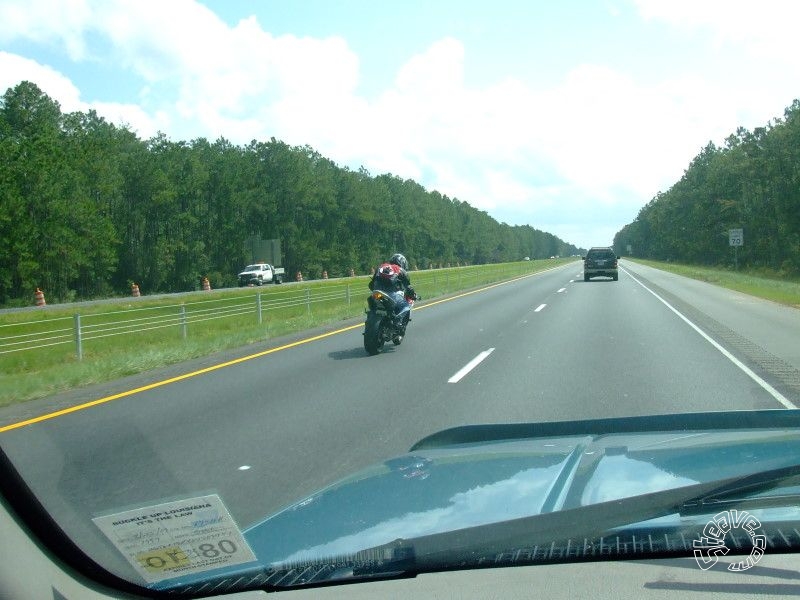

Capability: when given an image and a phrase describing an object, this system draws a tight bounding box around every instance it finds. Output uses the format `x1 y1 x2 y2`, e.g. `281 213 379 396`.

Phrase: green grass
627 258 800 308
0 259 577 408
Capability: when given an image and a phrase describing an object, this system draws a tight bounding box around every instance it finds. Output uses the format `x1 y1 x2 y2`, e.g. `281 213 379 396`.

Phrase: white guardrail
0 285 356 361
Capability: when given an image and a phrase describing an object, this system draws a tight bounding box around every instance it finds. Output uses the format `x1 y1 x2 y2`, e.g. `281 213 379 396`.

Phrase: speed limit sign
729 228 743 247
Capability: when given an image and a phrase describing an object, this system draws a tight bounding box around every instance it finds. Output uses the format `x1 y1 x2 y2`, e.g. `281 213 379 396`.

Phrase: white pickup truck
237 263 285 286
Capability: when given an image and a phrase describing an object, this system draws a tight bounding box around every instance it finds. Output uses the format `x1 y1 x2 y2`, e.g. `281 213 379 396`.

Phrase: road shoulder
622 260 800 404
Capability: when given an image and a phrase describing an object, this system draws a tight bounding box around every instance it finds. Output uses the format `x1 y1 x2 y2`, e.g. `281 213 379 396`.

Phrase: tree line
0 81 580 305
614 100 800 275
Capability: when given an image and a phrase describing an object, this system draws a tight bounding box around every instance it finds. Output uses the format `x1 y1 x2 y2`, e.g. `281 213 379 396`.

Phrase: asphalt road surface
2 260 799 579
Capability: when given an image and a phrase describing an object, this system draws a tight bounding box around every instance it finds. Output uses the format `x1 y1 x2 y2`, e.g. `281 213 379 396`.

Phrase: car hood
160 410 800 590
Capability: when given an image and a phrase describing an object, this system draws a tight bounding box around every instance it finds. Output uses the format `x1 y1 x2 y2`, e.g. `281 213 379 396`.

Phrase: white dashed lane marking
448 348 495 383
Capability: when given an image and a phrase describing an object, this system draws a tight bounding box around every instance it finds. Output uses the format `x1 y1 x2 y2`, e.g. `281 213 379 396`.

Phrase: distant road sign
729 228 744 247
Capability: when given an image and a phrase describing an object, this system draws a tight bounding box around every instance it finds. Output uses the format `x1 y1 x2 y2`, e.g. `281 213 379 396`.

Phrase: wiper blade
679 465 800 515
680 492 800 515
363 462 800 573
166 464 800 594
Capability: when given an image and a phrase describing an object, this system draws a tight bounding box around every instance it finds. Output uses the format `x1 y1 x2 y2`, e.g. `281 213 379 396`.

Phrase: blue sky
1 0 798 250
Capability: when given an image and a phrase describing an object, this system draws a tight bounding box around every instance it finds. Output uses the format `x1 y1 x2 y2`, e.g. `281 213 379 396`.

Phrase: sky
1 0 799 250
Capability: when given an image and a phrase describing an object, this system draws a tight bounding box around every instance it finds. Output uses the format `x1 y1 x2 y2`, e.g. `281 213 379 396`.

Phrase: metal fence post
305 288 311 315
346 285 351 306
74 314 82 361
257 292 263 324
180 304 187 339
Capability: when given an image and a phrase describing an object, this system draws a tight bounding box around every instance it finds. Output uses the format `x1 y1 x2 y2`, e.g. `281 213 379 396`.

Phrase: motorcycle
363 289 416 355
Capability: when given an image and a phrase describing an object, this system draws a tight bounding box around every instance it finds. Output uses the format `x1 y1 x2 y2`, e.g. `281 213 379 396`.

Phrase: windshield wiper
679 466 800 515
211 462 800 593
679 492 800 515
356 462 800 575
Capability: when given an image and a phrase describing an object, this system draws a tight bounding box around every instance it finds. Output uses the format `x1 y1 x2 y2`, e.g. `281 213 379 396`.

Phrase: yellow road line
0 325 363 433
0 264 568 433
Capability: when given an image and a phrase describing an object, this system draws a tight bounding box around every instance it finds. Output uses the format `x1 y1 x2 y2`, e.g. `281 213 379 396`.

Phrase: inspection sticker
93 494 256 584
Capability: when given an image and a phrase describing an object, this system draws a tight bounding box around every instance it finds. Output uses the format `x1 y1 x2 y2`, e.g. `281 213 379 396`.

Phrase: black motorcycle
363 290 416 355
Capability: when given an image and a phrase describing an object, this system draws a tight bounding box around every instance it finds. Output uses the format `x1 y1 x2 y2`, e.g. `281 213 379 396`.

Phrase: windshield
1 1 800 598
586 249 615 260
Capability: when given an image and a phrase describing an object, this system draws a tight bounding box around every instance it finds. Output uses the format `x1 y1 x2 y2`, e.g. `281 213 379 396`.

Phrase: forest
0 81 580 305
614 100 800 276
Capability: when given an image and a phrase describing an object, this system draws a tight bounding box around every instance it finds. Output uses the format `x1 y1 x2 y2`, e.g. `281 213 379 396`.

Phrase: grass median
627 258 800 308
0 259 577 408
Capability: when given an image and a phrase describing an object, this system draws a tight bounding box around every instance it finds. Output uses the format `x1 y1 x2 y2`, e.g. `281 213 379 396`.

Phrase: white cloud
0 52 158 137
629 1 800 168
0 0 92 60
281 464 562 564
395 37 464 98
335 51 728 225
634 0 800 58
0 52 83 111
534 65 728 199
0 0 364 137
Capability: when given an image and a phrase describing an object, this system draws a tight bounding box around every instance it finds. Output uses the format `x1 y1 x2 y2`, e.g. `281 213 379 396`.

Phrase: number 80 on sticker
137 540 240 572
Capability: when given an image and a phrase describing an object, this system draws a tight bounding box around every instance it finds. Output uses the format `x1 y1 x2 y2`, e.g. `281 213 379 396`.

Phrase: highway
1 260 799 579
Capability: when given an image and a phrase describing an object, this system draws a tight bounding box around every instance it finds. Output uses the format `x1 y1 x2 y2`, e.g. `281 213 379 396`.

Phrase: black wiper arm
224 463 800 593
679 492 800 515
679 464 800 515
363 462 800 573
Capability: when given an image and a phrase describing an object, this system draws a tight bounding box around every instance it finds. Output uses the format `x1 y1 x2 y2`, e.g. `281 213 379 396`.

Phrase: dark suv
583 247 618 281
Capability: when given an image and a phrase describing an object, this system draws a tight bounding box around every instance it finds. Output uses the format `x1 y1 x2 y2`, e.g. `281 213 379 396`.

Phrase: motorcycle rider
368 253 417 343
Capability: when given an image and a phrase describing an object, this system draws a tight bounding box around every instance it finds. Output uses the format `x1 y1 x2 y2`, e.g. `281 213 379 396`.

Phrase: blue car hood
161 410 800 591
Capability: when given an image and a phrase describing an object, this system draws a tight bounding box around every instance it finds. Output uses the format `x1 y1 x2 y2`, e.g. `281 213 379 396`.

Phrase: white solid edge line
621 266 796 409
535 304 547 312
448 348 495 383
